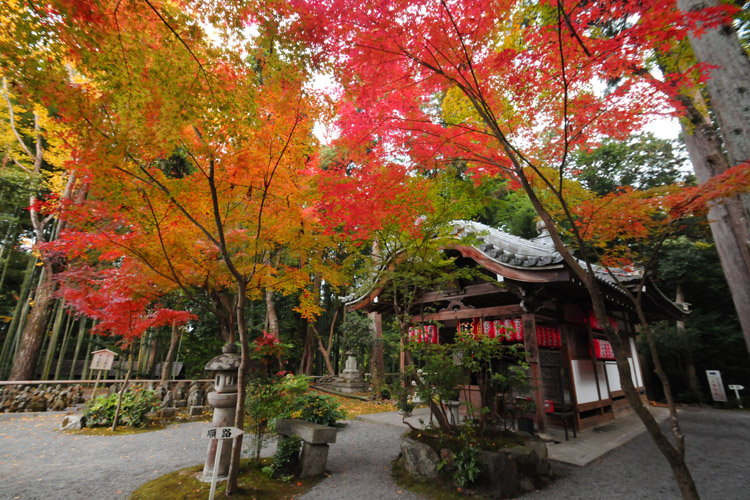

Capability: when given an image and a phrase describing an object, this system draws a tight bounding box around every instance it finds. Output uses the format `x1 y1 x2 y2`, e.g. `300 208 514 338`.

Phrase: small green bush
262 435 302 481
450 446 482 488
84 389 159 428
292 394 346 426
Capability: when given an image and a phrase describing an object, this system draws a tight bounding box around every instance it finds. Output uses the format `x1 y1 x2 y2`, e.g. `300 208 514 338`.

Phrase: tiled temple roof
343 220 685 318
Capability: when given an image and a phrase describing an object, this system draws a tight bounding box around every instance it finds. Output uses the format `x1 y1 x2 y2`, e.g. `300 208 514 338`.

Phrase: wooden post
522 313 547 434
91 369 102 400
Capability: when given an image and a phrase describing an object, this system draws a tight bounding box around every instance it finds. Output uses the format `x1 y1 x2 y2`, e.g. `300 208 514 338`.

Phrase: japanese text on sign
202 426 244 440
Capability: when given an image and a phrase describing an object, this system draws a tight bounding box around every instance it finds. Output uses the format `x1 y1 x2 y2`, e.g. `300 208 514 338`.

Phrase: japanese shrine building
346 220 685 433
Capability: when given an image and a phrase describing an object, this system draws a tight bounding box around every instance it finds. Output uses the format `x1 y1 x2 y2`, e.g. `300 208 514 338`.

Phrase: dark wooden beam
411 304 523 323
414 282 505 304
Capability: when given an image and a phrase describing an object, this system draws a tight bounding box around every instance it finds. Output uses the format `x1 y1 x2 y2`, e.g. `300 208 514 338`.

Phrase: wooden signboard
90 349 117 371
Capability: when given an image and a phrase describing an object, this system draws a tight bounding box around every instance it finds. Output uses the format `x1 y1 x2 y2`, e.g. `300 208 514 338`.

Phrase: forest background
0 0 748 411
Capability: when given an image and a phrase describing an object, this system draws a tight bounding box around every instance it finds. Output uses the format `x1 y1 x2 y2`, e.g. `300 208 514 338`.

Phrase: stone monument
187 381 205 416
201 343 240 483
173 382 187 408
327 351 368 394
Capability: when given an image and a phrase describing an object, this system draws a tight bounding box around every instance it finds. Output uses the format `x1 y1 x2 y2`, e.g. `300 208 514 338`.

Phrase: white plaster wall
597 362 609 398
571 360 599 403
605 361 621 392
630 337 643 388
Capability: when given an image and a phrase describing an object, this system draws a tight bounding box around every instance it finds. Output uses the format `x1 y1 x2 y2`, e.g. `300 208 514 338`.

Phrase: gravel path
299 419 423 500
0 407 748 499
524 407 750 500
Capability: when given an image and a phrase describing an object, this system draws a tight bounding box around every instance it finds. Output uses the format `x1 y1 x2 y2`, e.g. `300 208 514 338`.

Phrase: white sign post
202 426 243 500
728 384 744 408
90 349 117 400
706 370 727 402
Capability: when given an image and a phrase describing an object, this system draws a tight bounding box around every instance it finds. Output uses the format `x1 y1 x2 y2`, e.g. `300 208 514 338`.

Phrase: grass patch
131 458 323 500
391 456 492 500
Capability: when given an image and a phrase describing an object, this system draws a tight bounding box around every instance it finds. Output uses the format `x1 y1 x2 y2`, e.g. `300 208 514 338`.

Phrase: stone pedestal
201 392 236 482
299 442 329 478
201 343 241 483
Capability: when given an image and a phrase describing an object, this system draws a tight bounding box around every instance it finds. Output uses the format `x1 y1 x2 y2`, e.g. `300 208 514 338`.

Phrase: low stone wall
400 436 553 498
0 379 213 414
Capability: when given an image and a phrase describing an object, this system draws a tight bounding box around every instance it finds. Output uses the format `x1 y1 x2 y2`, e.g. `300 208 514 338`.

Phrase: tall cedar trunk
678 0 750 353
300 273 322 375
8 265 56 381
160 322 180 385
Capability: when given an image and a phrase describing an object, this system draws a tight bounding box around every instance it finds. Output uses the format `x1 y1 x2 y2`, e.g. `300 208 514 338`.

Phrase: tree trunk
0 255 36 378
111 348 133 432
210 290 236 343
145 333 159 377
8 267 56 381
300 273 322 375
678 0 750 353
264 288 279 336
69 318 88 380
676 285 701 398
317 306 339 376
369 311 385 400
54 309 75 380
41 298 65 380
160 321 181 385
226 280 250 497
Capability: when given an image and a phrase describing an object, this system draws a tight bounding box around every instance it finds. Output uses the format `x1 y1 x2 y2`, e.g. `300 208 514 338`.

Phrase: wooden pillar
522 313 547 434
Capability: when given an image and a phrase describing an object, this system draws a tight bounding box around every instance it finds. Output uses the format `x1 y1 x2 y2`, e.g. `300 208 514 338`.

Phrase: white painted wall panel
605 361 621 392
597 362 609 398
571 360 599 404
630 337 643 388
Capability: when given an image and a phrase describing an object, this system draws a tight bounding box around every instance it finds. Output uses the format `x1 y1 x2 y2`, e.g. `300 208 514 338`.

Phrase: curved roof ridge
450 220 564 269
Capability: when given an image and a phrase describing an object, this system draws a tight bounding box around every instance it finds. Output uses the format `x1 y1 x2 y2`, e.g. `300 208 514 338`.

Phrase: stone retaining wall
400 436 554 498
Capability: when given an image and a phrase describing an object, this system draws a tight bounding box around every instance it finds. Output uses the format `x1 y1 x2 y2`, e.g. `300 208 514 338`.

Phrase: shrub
245 374 312 459
84 389 159 427
292 393 346 426
262 435 302 481
451 445 482 488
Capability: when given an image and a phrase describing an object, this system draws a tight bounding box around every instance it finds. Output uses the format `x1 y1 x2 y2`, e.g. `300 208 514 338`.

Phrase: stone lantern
201 343 240 483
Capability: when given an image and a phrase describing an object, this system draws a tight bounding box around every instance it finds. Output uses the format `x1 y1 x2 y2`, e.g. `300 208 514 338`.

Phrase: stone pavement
356 404 671 466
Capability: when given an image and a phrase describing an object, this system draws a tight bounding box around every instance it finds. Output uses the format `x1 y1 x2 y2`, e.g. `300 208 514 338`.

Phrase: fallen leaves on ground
311 390 397 417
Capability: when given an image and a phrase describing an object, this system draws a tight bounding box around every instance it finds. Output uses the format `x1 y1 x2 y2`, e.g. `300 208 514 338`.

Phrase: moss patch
131 459 323 500
405 428 527 454
391 456 492 500
64 422 167 436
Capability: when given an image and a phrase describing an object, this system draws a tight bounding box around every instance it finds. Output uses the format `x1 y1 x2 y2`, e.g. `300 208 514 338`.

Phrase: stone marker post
201 343 240 483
